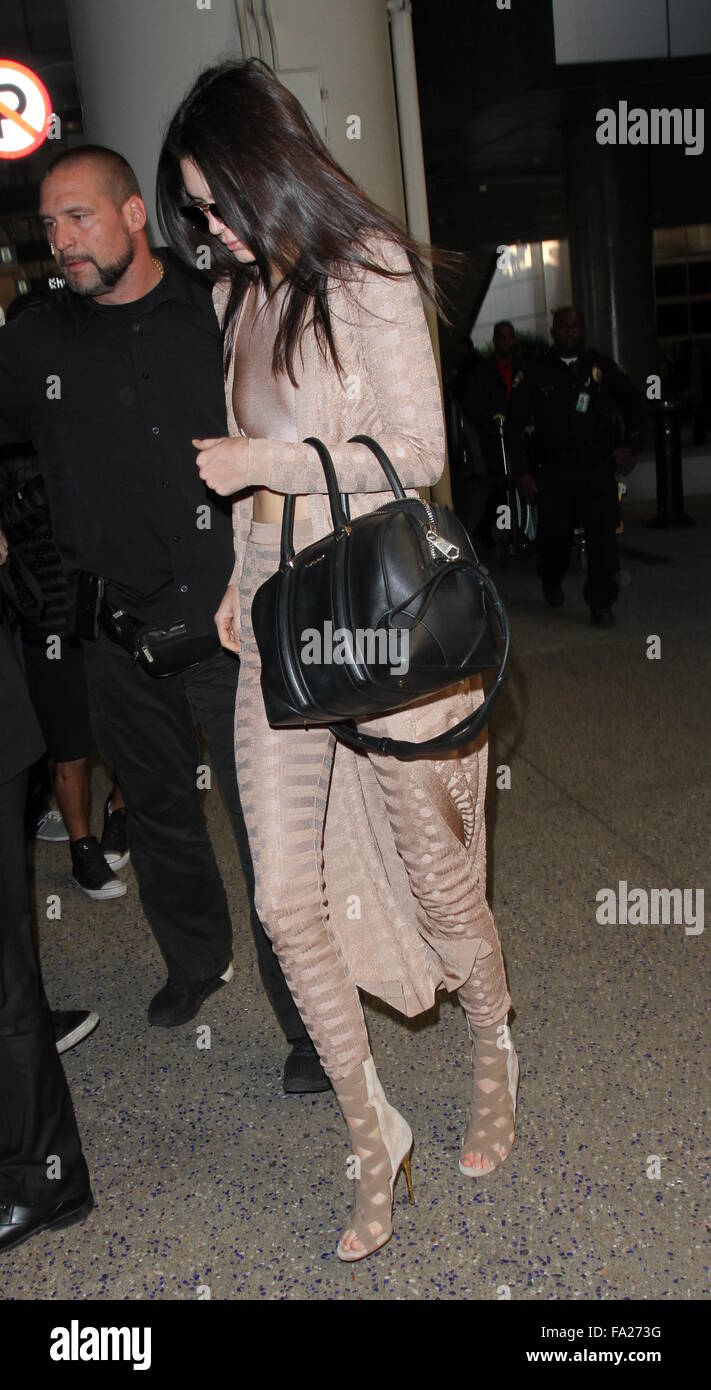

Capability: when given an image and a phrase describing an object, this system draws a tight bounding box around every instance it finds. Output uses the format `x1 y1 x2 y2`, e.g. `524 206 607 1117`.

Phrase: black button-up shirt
0 250 234 631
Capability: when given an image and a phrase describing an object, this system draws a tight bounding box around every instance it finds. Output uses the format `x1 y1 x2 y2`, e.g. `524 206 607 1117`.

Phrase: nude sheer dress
214 236 511 1080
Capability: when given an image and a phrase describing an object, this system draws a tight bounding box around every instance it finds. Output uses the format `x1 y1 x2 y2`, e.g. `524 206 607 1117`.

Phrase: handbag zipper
420 499 460 561
371 496 459 560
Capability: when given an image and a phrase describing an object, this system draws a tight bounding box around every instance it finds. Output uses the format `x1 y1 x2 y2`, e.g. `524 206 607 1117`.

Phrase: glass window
657 303 690 336
690 302 711 334
655 264 687 298
688 262 711 295
653 227 688 258
687 225 711 255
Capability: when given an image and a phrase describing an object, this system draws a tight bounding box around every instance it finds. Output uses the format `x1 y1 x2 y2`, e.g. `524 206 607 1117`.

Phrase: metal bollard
647 399 694 528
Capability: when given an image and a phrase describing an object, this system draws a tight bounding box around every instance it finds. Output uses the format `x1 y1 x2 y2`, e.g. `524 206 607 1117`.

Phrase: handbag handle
279 434 407 569
280 437 347 569
327 564 510 760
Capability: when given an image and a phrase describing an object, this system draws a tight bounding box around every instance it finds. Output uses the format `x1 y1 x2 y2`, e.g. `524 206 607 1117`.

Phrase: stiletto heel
401 1151 415 1205
333 1055 413 1262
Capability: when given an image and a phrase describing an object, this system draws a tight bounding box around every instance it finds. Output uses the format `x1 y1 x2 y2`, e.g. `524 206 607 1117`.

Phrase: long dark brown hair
157 59 463 385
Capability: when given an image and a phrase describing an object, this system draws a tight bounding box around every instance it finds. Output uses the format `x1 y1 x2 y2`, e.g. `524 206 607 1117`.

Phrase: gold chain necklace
151 255 164 282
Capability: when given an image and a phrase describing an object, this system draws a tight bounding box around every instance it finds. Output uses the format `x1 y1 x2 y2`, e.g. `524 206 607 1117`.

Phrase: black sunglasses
180 199 224 228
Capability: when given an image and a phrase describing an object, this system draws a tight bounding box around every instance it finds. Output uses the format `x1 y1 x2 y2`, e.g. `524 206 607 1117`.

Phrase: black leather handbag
251 435 510 759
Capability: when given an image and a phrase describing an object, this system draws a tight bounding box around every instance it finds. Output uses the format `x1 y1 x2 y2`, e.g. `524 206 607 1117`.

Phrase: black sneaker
542 583 565 607
71 837 127 900
283 1037 331 1094
148 961 234 1027
590 607 616 628
100 793 129 870
52 1009 100 1054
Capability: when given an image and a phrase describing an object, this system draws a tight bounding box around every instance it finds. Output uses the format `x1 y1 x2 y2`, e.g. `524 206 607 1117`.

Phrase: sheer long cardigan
213 237 493 1016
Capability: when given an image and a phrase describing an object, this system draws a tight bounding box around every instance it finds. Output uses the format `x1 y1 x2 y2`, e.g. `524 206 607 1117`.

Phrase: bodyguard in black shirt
0 146 324 1090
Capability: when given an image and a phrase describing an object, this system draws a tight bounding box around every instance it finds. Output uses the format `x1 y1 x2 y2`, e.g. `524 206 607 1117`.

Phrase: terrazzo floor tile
1 501 708 1300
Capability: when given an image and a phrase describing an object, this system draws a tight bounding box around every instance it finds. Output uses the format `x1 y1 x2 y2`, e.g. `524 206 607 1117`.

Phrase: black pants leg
81 634 305 1040
535 475 576 588
182 649 308 1043
579 473 620 611
0 770 90 1205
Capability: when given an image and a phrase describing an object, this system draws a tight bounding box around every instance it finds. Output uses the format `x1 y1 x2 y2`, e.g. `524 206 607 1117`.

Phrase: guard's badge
512 371 524 388
592 365 603 383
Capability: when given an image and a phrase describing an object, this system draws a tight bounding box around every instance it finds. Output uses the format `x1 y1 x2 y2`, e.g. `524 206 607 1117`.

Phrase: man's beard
63 239 135 297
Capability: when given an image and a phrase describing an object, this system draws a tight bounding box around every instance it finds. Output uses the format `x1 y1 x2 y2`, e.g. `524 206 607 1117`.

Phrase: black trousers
535 468 620 610
0 769 90 1204
475 433 509 539
80 633 306 1043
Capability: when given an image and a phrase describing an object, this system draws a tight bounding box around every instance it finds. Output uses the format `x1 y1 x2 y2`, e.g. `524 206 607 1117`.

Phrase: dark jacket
504 347 647 479
462 354 526 428
0 555 45 785
463 354 526 473
0 448 67 645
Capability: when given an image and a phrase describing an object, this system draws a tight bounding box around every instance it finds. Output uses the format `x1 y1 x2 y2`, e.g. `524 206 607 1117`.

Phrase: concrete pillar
66 0 244 235
564 115 659 389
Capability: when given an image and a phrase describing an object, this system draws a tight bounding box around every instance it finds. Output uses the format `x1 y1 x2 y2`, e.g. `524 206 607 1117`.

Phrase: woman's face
180 157 256 264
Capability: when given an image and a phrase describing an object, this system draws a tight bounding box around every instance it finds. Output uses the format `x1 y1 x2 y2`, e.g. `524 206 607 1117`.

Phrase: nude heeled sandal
334 1056 414 1263
459 1018 519 1178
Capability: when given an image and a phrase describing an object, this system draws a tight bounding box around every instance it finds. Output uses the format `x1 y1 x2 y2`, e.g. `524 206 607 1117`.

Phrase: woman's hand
193 436 250 496
0 526 8 566
215 582 241 654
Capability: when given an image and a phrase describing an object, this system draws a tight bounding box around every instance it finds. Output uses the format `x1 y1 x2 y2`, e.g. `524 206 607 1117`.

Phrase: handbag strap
328 565 510 760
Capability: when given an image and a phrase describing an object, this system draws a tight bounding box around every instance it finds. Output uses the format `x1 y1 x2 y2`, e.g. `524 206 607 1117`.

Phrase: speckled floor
2 498 709 1301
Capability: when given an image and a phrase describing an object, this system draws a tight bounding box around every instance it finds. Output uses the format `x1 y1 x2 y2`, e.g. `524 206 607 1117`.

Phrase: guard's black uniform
463 354 526 540
505 348 647 609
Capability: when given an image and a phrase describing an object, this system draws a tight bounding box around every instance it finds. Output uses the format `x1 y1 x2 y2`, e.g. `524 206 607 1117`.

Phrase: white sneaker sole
72 876 127 900
103 850 130 870
56 1012 100 1054
220 961 234 983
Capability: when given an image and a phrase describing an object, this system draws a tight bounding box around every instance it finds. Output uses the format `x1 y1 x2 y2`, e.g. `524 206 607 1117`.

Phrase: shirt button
161 480 169 488
142 371 150 380
180 585 188 593
152 426 159 435
173 535 180 542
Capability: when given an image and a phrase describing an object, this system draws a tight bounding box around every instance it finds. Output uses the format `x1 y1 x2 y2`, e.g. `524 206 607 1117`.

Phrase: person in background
506 306 646 626
0 522 94 1254
463 320 525 547
0 437 128 901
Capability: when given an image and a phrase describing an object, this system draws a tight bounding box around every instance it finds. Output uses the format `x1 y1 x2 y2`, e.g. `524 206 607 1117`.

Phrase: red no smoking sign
0 59 52 160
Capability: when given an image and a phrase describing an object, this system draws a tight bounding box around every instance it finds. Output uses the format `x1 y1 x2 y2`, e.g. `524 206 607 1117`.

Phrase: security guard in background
463 319 526 547
506 306 647 626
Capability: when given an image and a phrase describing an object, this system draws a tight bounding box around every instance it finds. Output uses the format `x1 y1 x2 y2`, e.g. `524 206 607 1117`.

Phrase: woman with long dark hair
158 59 518 1262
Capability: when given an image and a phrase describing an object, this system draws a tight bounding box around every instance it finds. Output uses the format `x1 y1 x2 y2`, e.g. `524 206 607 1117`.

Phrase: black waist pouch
101 607 219 677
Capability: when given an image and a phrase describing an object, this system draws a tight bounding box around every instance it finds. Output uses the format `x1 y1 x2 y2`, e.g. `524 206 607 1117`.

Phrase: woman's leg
363 690 515 1174
237 531 415 1257
236 536 369 1081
